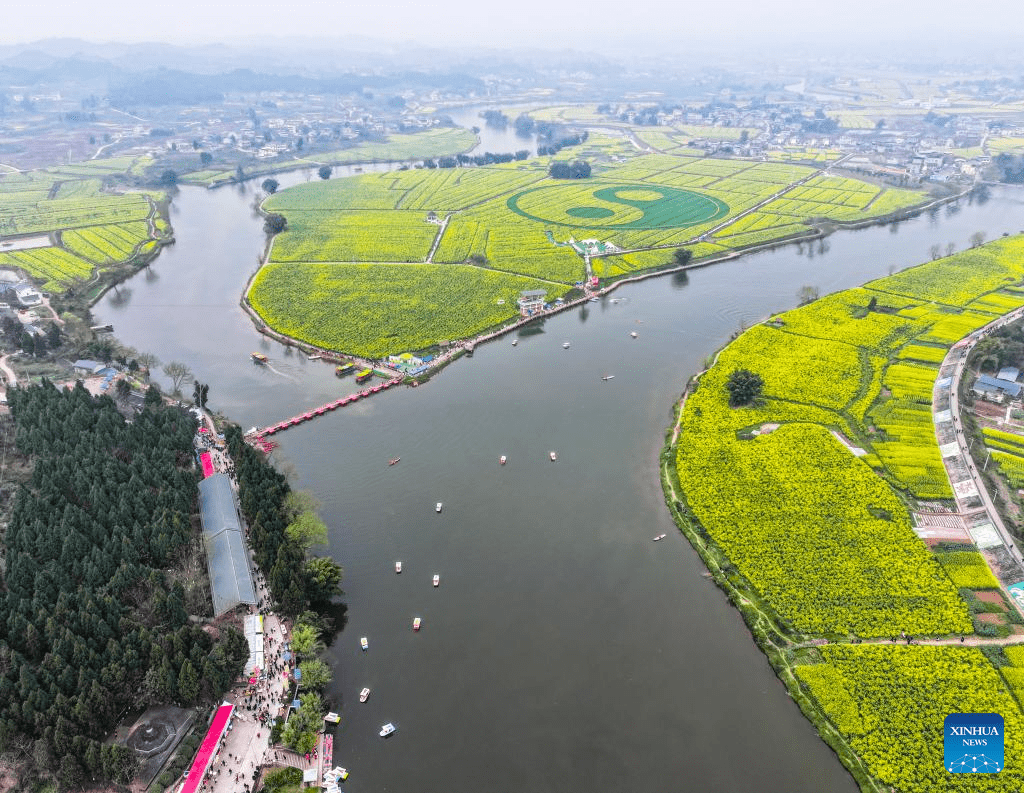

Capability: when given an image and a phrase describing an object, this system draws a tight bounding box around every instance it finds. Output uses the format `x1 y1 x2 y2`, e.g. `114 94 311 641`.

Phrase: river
95 170 1024 790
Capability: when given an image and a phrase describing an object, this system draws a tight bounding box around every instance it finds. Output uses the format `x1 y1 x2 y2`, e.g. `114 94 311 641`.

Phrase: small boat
436 502 443 513
630 331 638 338
359 688 370 703
324 711 341 723
308 354 321 361
602 375 615 381
500 455 507 465
549 451 557 461
355 368 373 383
389 457 401 466
337 768 350 781
413 617 421 631
433 574 440 587
251 352 268 364
380 722 396 738
396 561 402 573
511 339 518 346
562 342 571 349
653 534 667 541
589 297 600 303
360 637 368 651
335 362 354 376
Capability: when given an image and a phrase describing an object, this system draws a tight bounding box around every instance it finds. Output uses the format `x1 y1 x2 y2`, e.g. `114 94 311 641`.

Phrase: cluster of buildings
973 366 1024 404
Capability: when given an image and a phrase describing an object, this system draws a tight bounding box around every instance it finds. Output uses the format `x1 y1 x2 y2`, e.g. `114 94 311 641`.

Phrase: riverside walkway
245 377 402 449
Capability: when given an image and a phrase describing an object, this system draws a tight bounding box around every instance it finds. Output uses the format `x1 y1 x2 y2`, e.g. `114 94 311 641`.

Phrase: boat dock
245 377 402 448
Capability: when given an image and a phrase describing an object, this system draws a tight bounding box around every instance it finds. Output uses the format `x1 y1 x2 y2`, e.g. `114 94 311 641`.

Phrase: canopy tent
181 702 233 793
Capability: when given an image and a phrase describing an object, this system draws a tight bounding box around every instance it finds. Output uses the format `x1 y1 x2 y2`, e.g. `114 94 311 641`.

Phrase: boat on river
251 352 268 364
433 574 440 587
602 375 615 381
380 722 396 738
653 534 667 541
389 457 400 466
436 502 443 513
413 617 421 631
335 362 354 376
395 561 402 573
308 354 321 360
563 342 571 349
356 368 373 383
360 637 368 651
550 451 557 461
500 455 507 465
359 687 370 703
511 339 518 346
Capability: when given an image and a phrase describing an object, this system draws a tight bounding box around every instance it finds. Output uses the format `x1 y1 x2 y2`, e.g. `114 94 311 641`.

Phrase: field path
425 213 450 262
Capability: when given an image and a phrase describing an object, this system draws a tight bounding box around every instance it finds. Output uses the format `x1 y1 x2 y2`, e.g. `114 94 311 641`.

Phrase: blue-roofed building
73 359 103 377
997 366 1021 383
973 373 1023 403
198 473 257 616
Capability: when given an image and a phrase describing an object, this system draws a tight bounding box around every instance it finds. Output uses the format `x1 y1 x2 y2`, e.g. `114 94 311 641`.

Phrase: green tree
200 151 213 166
144 384 162 407
290 623 325 658
672 248 693 266
725 368 764 408
264 213 287 234
318 165 332 180
115 379 131 402
159 169 178 186
177 659 199 705
297 658 332 690
797 285 820 305
286 511 328 549
305 557 343 605
262 178 279 194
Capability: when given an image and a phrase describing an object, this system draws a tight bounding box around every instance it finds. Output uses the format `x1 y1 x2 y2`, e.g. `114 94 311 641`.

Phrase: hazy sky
2 0 1023 52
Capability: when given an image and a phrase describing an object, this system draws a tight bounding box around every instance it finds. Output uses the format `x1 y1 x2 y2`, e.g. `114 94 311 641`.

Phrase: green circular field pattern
566 206 615 219
507 182 730 230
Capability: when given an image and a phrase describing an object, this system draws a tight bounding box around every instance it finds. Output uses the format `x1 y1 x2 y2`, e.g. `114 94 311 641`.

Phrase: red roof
199 452 214 478
181 703 233 793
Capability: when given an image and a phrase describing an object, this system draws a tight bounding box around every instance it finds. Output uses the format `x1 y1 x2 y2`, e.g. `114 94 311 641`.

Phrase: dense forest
225 425 342 618
0 382 248 788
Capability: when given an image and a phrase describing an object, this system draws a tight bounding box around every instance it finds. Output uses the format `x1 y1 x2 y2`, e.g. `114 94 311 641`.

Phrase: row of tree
548 160 592 179
0 382 249 788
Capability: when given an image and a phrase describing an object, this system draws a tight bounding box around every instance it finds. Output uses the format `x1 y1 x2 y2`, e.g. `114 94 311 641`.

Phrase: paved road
940 306 1024 588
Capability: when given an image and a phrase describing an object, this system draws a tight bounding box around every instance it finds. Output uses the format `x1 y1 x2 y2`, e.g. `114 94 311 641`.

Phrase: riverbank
661 235 1024 792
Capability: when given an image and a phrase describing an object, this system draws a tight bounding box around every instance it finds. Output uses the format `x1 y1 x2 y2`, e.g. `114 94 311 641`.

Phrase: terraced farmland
0 164 166 292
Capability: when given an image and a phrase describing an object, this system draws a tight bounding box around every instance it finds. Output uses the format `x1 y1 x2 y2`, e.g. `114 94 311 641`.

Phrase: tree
144 384 162 407
262 178 279 194
725 368 764 408
672 248 693 266
970 231 986 248
797 285 820 305
177 659 199 705
199 151 212 167
115 379 131 402
162 361 193 394
284 490 322 521
47 322 61 349
946 242 956 257
304 557 343 605
235 165 245 181
136 351 159 372
264 213 287 234
159 170 178 187
929 243 942 261
297 658 332 690
318 165 332 180
290 623 325 659
286 512 328 549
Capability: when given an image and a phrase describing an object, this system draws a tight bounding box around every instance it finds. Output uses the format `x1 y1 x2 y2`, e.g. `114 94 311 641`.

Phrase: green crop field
312 127 477 165
0 164 166 293
248 261 568 358
250 139 931 356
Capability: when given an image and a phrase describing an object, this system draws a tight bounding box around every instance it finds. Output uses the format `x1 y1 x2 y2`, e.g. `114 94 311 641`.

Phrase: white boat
511 339 518 346
602 375 615 381
589 297 600 303
630 331 638 338
433 574 440 587
413 617 421 631
308 354 321 360
380 722 396 738
500 455 507 465
653 534 667 541
360 637 368 651
324 711 341 723
395 561 402 573
337 768 350 781
549 451 557 461
436 502 443 513
359 687 370 703
562 342 571 349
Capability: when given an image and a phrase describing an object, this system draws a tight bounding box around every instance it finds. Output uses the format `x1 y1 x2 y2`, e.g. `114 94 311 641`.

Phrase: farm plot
61 221 151 264
0 248 95 290
248 261 568 358
797 646 1024 793
270 210 439 263
312 127 477 166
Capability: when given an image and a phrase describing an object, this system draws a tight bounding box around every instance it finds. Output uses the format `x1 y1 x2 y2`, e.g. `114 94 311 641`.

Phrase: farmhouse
518 289 547 316
972 373 1023 403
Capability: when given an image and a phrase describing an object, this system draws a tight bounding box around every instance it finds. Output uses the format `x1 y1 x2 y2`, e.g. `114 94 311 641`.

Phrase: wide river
97 171 1024 790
